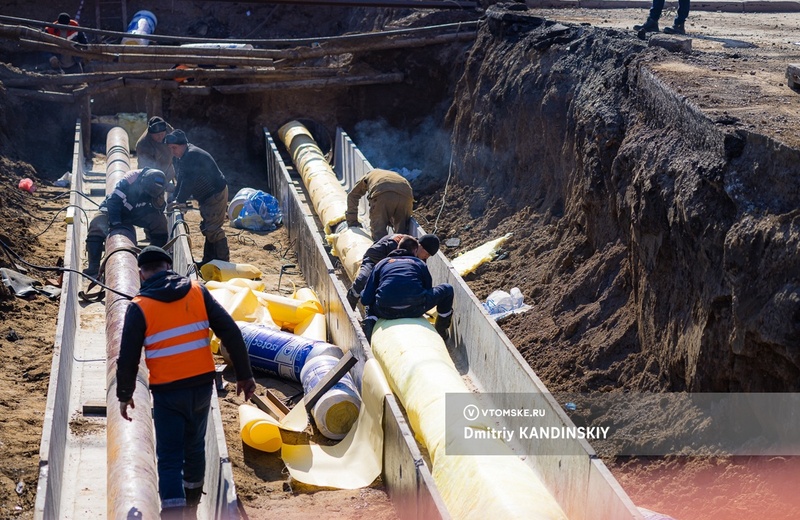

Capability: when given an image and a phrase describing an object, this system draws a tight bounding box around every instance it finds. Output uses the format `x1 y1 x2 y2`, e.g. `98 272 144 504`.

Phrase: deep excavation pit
1 1 799 519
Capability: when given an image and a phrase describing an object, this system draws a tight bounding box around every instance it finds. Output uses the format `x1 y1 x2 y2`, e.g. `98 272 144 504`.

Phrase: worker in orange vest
44 12 88 73
116 246 256 516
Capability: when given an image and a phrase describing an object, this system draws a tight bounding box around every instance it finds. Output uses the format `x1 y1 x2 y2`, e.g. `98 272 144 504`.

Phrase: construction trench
1 1 800 519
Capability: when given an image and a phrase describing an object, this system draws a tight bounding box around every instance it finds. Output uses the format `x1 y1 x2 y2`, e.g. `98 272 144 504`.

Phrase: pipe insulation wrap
371 318 567 520
278 121 348 233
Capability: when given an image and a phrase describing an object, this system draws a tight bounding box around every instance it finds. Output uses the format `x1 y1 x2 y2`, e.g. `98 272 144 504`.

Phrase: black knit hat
138 246 172 267
57 13 71 25
164 129 188 145
148 116 167 134
419 234 440 256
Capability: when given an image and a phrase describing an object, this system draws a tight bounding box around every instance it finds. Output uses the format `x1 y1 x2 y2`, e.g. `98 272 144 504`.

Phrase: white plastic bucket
300 354 361 440
122 10 157 45
228 187 258 221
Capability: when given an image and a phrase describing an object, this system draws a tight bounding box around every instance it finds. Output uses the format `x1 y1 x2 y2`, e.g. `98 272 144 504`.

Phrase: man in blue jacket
83 168 168 277
360 236 454 341
347 233 440 308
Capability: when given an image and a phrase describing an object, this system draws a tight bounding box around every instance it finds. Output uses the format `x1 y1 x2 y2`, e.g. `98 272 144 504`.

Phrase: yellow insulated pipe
277 123 566 518
102 127 161 518
276 121 374 277
278 121 349 233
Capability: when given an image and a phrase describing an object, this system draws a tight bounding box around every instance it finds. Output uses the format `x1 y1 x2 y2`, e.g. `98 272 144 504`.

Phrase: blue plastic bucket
122 10 157 45
240 324 335 382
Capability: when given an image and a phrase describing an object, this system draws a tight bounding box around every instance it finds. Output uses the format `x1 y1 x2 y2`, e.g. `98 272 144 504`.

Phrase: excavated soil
2 2 800 520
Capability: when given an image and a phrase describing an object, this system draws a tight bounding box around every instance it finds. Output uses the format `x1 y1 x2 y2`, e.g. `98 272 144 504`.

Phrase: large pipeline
102 128 161 518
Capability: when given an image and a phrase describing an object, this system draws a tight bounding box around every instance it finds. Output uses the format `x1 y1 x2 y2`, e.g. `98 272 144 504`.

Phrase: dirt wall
437 5 800 392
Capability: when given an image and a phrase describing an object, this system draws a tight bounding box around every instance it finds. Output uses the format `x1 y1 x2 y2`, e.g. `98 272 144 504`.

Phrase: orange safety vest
45 19 81 41
133 281 215 385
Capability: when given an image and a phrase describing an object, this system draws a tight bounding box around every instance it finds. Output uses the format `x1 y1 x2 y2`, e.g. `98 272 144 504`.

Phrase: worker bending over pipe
360 236 453 340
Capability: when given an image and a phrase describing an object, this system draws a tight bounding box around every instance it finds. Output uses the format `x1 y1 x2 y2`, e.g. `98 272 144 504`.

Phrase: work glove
346 287 360 309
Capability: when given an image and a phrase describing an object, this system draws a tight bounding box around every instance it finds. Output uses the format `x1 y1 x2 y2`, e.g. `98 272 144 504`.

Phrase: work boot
663 23 685 35
150 233 168 248
160 506 184 520
213 238 230 263
434 314 452 341
200 240 215 266
184 486 204 507
346 287 360 309
83 239 104 278
633 17 659 33
361 317 376 342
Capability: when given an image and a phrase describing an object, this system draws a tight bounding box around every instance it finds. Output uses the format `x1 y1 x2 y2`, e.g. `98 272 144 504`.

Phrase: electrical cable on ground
433 151 454 235
32 205 89 238
0 236 134 299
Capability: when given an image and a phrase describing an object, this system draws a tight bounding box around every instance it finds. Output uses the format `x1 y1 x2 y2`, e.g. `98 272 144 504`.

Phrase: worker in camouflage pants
346 168 414 240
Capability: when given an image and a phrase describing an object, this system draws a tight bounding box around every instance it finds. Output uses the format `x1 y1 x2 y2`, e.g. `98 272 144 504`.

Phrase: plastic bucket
228 187 257 221
300 354 361 440
240 324 337 382
122 10 157 45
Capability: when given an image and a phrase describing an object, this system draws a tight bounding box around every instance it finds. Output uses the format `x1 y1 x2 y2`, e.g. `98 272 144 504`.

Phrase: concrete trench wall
34 121 85 520
264 127 451 520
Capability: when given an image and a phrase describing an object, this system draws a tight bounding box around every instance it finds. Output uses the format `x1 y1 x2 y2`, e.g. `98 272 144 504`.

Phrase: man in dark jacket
360 236 454 341
135 116 176 193
117 246 256 516
84 168 168 277
347 233 440 309
346 168 414 240
165 129 230 265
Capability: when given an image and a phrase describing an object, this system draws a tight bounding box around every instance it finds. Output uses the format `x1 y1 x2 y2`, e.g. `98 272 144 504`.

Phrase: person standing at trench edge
117 246 256 517
165 129 231 265
634 0 691 35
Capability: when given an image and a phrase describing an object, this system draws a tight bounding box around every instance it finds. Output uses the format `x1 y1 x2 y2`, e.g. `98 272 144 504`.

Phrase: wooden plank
249 394 286 421
264 389 291 415
303 351 358 412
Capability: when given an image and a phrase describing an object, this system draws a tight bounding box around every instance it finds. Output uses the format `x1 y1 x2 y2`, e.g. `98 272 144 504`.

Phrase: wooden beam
303 351 358 412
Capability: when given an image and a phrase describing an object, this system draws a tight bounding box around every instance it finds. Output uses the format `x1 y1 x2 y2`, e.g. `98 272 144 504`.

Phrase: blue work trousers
152 384 212 509
650 0 690 25
373 283 454 320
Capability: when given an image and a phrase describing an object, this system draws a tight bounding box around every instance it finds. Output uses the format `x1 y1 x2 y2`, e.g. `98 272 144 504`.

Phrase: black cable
32 205 89 239
0 237 134 299
36 190 101 207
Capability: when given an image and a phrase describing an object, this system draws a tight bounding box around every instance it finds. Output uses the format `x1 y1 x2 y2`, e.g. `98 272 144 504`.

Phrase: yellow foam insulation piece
207 284 278 353
201 259 262 281
326 226 375 281
206 278 266 292
239 404 282 453
372 318 567 520
278 121 347 233
450 233 513 277
292 287 327 341
254 291 323 329
282 358 391 488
